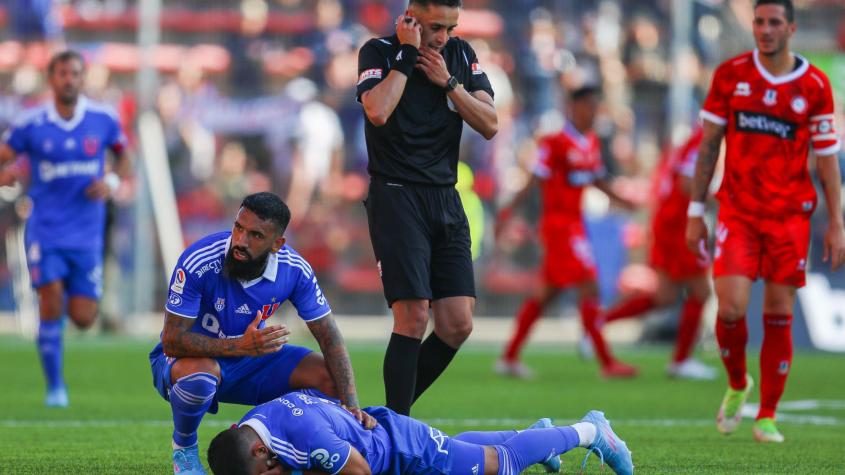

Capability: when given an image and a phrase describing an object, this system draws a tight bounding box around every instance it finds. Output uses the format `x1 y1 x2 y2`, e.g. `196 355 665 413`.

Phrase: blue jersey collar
46 95 88 131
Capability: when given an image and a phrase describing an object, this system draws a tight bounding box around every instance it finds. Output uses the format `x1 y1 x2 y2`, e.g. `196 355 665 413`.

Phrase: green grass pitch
0 336 843 474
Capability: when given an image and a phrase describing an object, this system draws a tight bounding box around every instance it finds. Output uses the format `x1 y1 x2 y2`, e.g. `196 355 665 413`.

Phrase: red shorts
713 208 810 288
649 223 708 280
540 218 597 287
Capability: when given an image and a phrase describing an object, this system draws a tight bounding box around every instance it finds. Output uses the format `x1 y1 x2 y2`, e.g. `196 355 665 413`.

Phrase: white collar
240 418 277 455
752 49 809 85
225 236 279 288
47 95 88 131
562 120 591 150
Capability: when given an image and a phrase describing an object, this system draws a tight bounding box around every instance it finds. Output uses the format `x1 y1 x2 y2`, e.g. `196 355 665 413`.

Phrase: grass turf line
0 337 843 474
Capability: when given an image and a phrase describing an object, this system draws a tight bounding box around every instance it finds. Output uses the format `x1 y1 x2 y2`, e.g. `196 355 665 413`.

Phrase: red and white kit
701 49 840 286
534 122 606 287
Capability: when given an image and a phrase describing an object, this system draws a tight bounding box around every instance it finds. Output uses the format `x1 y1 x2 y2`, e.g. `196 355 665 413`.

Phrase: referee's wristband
687 201 706 218
104 172 121 193
391 44 419 78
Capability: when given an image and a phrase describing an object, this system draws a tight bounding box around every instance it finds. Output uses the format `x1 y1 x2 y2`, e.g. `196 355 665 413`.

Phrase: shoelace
580 446 605 474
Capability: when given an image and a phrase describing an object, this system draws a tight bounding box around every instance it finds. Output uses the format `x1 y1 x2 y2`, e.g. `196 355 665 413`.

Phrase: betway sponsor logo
39 160 99 182
735 111 795 140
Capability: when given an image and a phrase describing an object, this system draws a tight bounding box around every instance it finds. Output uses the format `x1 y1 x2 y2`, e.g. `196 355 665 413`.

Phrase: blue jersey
2 96 126 251
241 393 455 475
161 232 331 340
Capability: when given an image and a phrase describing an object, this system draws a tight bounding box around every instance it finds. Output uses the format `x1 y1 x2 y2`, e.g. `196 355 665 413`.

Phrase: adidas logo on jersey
235 304 252 315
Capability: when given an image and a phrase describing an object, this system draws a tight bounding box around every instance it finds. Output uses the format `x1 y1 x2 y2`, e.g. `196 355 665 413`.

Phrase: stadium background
0 1 844 474
1 0 844 351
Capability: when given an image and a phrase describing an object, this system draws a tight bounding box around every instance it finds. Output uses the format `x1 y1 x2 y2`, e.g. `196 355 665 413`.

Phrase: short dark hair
570 85 600 102
409 0 462 8
240 192 291 234
754 0 794 23
47 50 85 75
207 427 254 475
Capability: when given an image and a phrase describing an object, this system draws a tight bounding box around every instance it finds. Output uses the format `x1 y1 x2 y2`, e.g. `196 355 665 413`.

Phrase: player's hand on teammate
396 14 421 49
686 217 709 260
237 310 290 356
343 405 378 430
823 222 845 271
416 48 451 89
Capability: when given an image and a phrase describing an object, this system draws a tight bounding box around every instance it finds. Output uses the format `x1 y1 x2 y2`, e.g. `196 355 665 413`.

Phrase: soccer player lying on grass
207 391 633 475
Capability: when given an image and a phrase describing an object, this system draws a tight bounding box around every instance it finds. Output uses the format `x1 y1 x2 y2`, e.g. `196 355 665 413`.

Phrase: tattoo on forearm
691 133 722 202
163 313 239 357
308 316 359 407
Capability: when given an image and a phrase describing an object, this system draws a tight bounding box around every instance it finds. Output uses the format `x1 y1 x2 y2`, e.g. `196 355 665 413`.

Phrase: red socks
503 299 542 361
580 297 615 366
602 295 656 324
758 314 793 420
672 298 705 363
715 316 748 390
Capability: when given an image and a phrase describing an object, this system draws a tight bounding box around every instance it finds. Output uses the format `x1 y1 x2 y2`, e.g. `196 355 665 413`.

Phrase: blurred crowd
1 0 844 317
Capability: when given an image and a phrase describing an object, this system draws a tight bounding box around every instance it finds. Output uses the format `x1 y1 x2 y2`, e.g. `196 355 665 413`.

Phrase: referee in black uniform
357 0 497 416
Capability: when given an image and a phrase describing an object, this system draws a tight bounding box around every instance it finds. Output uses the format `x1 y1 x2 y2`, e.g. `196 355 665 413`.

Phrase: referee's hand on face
396 14 421 49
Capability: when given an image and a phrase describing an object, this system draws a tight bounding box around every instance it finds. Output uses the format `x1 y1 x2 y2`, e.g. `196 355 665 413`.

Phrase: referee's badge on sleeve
358 68 383 85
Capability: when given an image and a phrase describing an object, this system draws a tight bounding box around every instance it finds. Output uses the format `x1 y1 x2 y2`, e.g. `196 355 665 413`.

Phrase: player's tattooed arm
306 315 360 409
162 311 289 357
689 121 725 203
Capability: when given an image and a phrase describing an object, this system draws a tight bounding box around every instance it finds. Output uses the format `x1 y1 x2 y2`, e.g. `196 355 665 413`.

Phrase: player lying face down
206 391 634 475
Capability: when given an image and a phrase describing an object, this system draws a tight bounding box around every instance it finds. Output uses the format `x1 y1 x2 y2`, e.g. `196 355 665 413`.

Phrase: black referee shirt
357 35 495 186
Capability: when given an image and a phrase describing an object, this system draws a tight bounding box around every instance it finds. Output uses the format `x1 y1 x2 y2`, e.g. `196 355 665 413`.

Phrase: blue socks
37 319 64 391
170 372 219 447
454 430 518 445
495 427 580 475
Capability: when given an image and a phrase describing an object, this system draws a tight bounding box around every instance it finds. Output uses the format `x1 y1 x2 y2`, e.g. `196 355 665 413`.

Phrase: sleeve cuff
301 308 331 322
813 141 842 157
166 308 198 319
699 110 727 126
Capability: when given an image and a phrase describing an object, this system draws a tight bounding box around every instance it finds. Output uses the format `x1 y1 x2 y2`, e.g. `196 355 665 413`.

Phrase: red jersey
701 50 840 217
652 128 702 232
534 122 605 223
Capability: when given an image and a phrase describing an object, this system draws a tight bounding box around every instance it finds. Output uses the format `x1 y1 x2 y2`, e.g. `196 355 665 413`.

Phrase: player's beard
224 246 269 281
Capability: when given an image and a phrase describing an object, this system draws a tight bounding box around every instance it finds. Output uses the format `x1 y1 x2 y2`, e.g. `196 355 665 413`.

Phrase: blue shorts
26 244 103 299
367 406 484 475
149 343 313 414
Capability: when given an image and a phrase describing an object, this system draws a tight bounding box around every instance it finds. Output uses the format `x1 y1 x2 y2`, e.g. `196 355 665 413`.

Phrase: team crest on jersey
168 292 183 306
734 82 751 96
171 268 186 294
261 302 281 318
215 297 226 312
763 89 777 106
790 96 807 114
83 136 100 156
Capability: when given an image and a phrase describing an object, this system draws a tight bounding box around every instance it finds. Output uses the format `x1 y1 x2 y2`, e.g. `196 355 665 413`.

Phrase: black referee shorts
364 177 476 306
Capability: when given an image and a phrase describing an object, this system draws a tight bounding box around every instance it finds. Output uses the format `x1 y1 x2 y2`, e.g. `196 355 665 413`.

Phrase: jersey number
202 313 220 333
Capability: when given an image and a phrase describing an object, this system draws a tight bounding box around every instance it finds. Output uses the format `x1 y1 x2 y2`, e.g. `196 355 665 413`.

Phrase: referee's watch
445 76 459 92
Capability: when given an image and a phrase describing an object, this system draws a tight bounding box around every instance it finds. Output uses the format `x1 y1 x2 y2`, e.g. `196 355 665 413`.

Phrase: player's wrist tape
687 201 706 218
104 172 120 193
392 45 419 78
